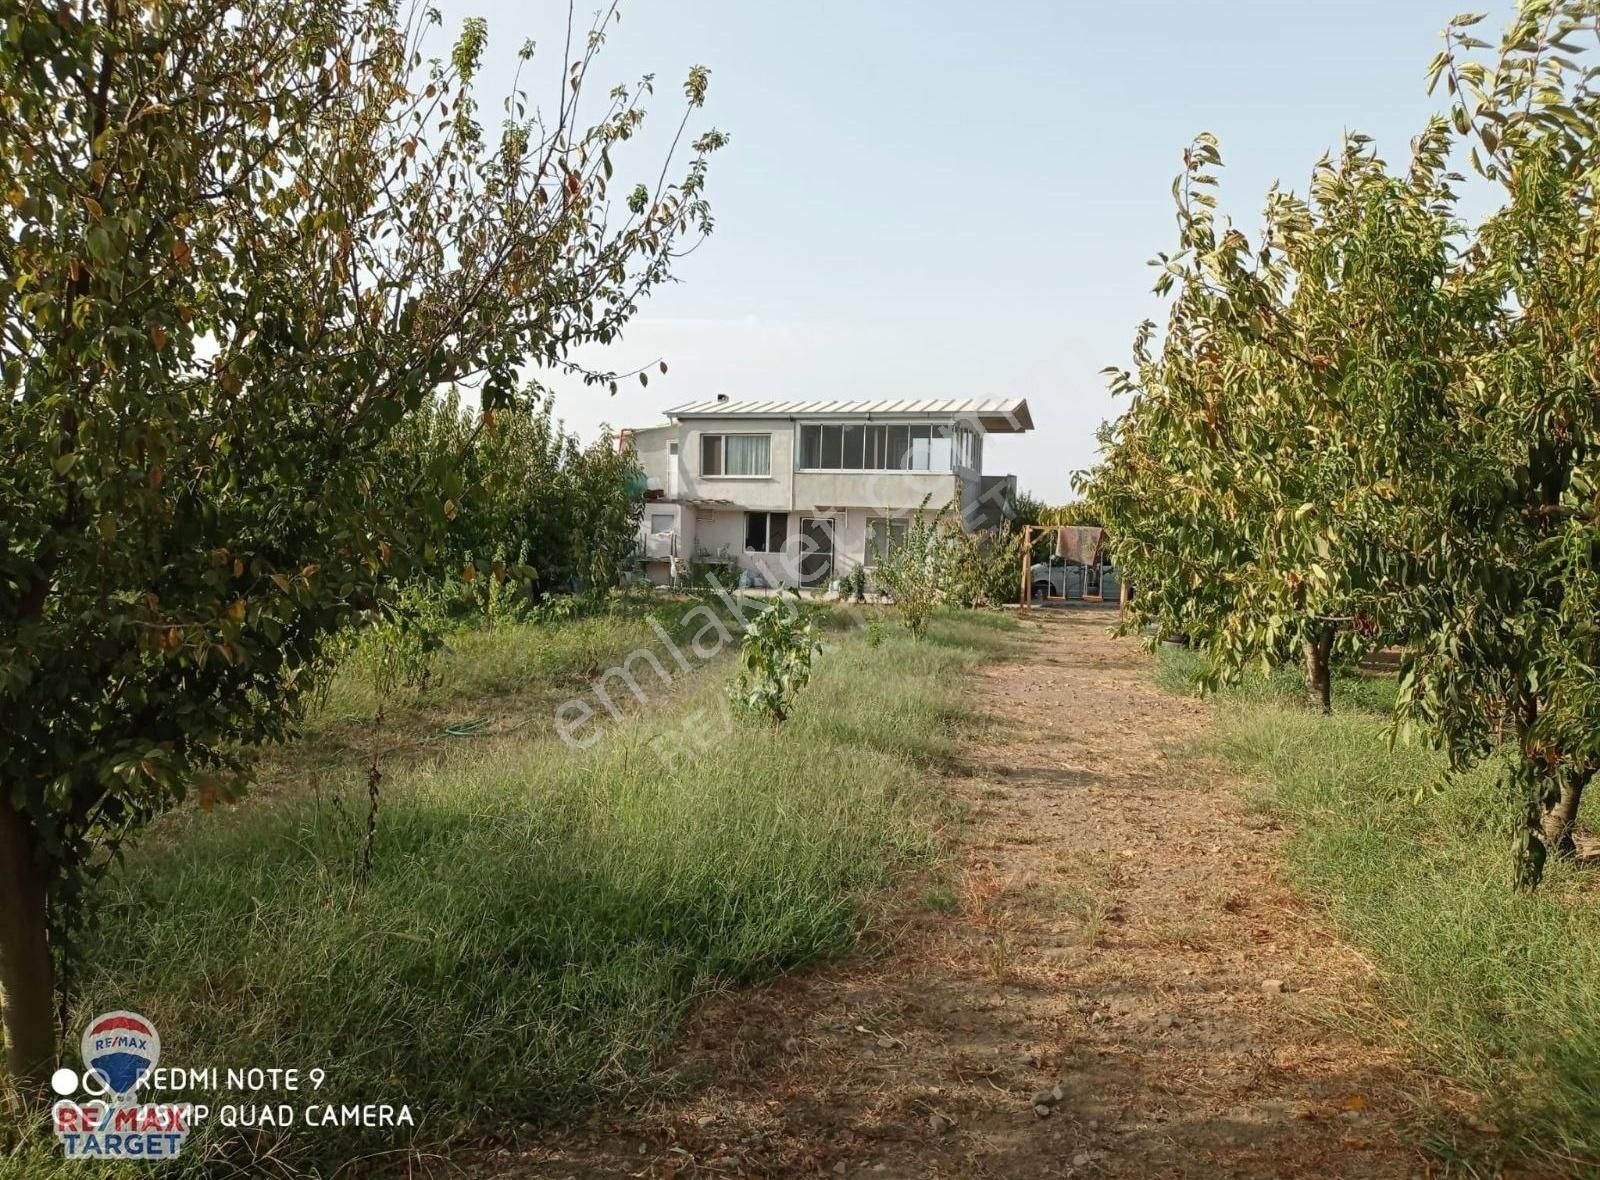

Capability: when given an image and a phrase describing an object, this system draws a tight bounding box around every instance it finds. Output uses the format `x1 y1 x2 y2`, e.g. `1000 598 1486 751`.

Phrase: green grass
1152 643 1400 714
261 591 840 791
5 606 1015 1179
1155 646 1600 1174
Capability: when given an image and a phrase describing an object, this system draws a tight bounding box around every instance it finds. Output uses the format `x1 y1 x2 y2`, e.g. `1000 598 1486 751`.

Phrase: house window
701 433 770 477
865 517 909 565
744 511 788 553
953 426 976 469
864 425 886 469
797 423 959 472
841 424 866 468
886 425 909 469
649 513 674 534
820 425 842 469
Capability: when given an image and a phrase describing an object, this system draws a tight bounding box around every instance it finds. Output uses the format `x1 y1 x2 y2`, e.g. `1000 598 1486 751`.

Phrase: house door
799 517 834 587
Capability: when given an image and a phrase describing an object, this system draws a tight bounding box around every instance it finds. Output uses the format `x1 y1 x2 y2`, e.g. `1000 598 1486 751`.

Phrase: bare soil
490 608 1459 1179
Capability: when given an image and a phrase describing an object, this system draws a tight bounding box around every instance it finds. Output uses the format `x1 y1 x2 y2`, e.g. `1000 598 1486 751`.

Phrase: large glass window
701 433 770 477
744 511 788 553
909 426 932 469
841 424 865 469
796 422 959 471
800 425 822 469
864 424 886 469
887 425 910 470
952 426 972 469
820 424 842 468
726 434 770 476
865 517 909 565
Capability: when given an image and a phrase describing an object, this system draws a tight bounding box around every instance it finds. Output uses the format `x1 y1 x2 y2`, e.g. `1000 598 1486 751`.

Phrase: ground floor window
865 517 909 565
744 511 789 553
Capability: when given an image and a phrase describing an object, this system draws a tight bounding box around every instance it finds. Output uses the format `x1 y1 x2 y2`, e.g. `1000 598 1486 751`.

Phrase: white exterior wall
830 512 868 578
677 416 794 511
630 425 676 497
689 507 746 563
793 470 960 516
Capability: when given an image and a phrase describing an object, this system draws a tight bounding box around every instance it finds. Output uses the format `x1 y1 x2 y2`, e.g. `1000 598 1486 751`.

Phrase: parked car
1030 561 1122 601
1030 561 1080 600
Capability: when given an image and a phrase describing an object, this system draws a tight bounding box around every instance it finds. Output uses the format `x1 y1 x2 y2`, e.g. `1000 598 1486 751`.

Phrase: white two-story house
623 397 1033 588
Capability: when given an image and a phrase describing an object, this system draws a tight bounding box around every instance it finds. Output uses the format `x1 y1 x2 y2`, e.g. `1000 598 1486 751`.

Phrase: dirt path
506 609 1435 1179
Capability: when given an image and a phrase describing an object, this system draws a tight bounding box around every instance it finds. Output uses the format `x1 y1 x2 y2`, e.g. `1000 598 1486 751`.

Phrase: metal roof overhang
974 403 1032 433
663 397 1033 434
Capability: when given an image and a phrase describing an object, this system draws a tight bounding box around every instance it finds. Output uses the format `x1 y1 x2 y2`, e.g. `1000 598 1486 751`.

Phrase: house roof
662 397 1033 434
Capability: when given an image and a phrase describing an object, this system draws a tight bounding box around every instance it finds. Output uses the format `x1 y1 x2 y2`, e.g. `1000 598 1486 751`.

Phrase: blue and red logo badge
81 1010 161 1097
53 1011 189 1161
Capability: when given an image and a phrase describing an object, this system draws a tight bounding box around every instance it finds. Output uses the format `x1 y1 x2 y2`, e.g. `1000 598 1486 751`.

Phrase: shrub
390 391 647 599
685 550 738 591
729 594 824 722
946 524 1026 608
873 504 954 639
351 585 449 702
871 502 1022 632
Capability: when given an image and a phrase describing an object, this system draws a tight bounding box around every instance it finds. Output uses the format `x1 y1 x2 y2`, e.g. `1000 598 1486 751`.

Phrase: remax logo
54 1010 189 1160
81 1011 161 1097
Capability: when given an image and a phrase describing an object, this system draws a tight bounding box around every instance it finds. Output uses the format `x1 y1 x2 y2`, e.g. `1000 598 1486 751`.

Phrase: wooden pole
1018 525 1034 609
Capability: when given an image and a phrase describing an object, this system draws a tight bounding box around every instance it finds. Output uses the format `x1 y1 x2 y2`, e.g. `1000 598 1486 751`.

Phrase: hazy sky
433 1 1517 501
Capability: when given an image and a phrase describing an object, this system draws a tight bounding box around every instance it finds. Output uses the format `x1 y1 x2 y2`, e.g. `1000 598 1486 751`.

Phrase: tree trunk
0 795 56 1100
1512 688 1548 890
1302 625 1334 714
1018 529 1033 608
1542 768 1592 861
